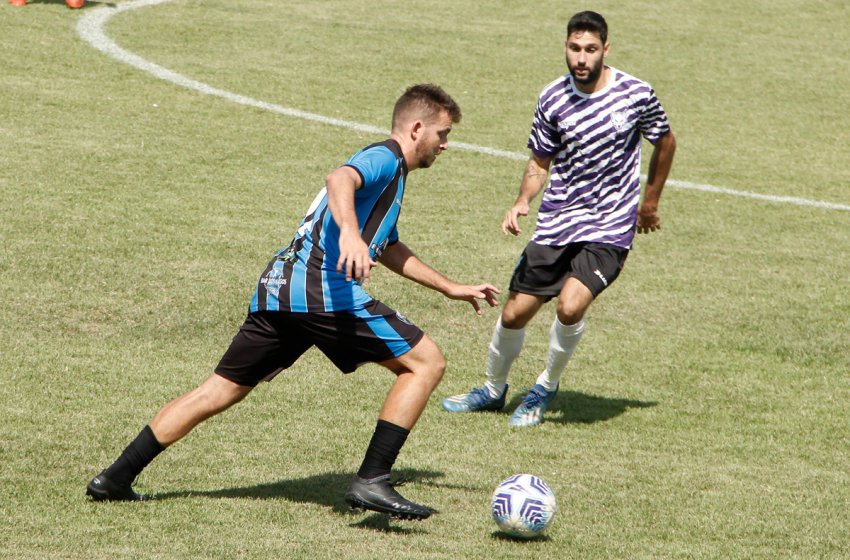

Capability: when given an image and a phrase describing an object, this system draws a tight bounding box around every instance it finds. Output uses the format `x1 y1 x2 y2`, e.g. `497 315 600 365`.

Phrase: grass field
2 1 849 558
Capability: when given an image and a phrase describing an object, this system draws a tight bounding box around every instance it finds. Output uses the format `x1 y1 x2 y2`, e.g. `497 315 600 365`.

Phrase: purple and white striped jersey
527 67 670 249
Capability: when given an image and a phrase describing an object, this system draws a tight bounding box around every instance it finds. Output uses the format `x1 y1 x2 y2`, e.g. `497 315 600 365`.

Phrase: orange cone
9 0 27 6
65 0 84 8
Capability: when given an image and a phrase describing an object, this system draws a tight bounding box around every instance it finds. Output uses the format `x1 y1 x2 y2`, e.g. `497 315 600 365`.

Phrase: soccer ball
491 474 557 538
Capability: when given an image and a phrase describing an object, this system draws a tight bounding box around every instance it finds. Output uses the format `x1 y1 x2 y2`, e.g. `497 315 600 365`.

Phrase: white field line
77 0 850 213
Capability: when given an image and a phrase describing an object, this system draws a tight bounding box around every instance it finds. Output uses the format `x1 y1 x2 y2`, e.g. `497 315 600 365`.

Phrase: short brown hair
392 84 462 129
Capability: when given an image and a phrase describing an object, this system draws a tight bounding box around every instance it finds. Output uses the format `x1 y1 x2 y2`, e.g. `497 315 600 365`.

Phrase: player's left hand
446 283 501 315
637 201 661 234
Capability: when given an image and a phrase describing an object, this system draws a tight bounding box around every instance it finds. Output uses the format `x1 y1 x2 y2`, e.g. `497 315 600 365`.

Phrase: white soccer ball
490 474 557 538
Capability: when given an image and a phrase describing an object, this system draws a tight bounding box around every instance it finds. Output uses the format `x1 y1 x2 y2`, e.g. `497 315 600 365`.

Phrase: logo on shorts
395 312 412 325
370 241 388 259
593 269 609 287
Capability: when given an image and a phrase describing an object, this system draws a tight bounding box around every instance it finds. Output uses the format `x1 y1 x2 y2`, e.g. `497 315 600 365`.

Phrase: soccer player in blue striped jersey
87 84 499 520
442 11 677 427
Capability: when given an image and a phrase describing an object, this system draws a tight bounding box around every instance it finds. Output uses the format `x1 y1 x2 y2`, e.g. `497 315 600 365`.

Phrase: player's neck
390 132 420 171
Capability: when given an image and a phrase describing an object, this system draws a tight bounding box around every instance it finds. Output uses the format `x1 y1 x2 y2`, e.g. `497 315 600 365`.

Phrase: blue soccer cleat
441 385 507 413
508 384 557 427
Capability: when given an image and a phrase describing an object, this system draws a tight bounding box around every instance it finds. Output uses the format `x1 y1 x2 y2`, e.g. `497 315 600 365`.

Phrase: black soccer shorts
508 241 629 300
215 300 424 387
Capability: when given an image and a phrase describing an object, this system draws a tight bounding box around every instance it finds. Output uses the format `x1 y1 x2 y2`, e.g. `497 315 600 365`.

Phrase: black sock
101 425 165 485
356 419 410 480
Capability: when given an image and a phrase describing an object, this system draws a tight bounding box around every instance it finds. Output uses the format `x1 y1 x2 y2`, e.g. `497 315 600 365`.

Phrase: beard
415 144 439 168
567 58 604 85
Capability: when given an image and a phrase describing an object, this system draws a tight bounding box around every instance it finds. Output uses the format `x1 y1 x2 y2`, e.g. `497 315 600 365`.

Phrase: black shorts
509 241 628 300
215 300 425 387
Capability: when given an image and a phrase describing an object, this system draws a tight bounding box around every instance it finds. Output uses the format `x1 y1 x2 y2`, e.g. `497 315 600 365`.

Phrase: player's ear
410 120 424 141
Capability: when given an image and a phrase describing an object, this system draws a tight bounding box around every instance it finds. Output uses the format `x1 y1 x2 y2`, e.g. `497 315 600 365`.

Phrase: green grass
2 1 849 558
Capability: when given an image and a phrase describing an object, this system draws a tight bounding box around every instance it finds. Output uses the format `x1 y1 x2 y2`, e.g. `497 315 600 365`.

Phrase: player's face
565 31 608 88
414 110 453 169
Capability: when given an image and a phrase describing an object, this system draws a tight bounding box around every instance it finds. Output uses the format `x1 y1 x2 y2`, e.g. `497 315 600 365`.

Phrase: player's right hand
337 230 376 282
502 202 529 236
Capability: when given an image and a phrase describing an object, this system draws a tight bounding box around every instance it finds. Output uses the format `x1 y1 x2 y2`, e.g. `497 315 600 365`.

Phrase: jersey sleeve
344 145 399 191
637 86 671 144
527 97 562 158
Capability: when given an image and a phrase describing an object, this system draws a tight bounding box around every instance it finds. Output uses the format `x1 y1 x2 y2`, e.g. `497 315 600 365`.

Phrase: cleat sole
345 496 430 520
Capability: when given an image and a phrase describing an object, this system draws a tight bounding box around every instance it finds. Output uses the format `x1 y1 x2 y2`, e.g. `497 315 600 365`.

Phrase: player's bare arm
325 166 376 281
380 241 500 315
638 131 677 234
503 154 553 236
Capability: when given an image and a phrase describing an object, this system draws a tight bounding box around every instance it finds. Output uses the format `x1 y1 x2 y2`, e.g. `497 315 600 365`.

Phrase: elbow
325 166 356 191
663 131 677 154
325 171 340 191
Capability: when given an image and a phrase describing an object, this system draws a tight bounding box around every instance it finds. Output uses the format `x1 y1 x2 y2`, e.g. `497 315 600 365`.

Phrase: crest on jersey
610 111 630 132
261 267 285 298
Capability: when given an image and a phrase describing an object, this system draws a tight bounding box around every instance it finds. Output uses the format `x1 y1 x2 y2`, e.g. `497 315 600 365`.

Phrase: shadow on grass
505 389 657 424
350 513 428 534
22 0 116 8
491 531 553 543
151 468 445 521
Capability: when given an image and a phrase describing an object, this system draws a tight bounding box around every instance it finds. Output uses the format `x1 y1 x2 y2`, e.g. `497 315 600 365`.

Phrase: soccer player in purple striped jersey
442 11 676 427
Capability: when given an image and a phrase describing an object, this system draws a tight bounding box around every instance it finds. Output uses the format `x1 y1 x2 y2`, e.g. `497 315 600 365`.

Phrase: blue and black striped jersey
250 139 407 313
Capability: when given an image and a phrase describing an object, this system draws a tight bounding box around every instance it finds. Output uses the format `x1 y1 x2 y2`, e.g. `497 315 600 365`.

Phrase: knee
501 308 532 330
416 339 446 386
426 348 446 385
435 353 447 379
500 310 522 329
556 302 585 326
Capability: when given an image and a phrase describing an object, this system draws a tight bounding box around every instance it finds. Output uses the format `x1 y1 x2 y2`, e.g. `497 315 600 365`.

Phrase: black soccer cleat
86 473 146 502
344 474 431 520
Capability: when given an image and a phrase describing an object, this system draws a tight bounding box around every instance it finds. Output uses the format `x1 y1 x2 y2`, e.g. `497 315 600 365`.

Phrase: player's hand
337 230 377 282
637 201 661 234
502 202 530 236
446 283 501 315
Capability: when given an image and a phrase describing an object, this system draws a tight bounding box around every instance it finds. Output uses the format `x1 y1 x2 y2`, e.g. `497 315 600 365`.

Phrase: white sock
535 317 585 392
484 317 525 398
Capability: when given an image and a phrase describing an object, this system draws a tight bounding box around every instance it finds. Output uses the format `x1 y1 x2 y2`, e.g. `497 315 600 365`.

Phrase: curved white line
77 0 850 212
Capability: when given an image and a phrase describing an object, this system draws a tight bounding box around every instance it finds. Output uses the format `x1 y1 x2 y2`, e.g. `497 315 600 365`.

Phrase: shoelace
520 387 546 408
468 386 494 405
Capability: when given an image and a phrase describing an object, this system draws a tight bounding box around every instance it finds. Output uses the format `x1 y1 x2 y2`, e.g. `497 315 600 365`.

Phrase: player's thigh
310 301 426 374
215 312 313 387
558 243 628 322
